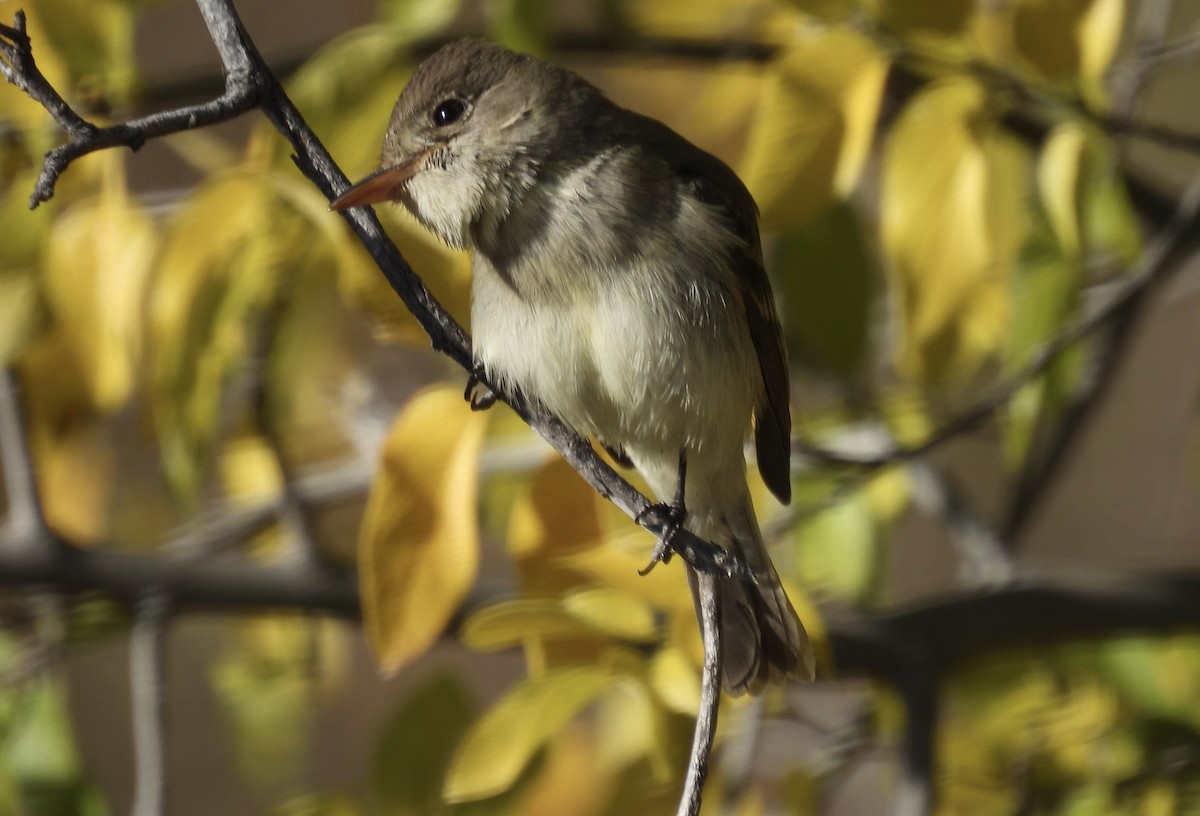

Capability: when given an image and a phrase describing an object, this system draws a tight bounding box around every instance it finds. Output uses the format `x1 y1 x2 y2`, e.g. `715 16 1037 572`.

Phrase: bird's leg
638 449 688 576
464 363 497 411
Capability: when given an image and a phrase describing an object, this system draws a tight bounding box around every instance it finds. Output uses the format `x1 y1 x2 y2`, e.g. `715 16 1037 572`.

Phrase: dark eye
432 99 466 127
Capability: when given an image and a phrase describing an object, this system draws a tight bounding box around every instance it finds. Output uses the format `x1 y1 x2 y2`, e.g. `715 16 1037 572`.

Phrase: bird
331 38 815 694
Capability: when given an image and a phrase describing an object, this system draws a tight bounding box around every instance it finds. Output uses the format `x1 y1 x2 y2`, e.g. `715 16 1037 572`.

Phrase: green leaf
772 201 874 374
443 667 613 802
210 617 328 786
380 0 462 41
26 0 140 103
372 672 478 814
790 479 879 604
489 0 552 56
7 678 81 784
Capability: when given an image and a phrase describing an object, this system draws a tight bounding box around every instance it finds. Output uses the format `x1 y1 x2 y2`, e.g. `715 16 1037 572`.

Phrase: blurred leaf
461 598 602 653
1078 0 1125 106
771 201 874 373
620 0 799 42
6 677 81 783
510 724 608 816
149 170 279 499
372 672 477 814
881 77 1030 382
490 0 551 55
595 679 672 782
64 594 129 644
1039 123 1089 257
42 153 155 412
648 647 699 717
219 432 284 505
508 456 607 593
776 769 821 815
212 617 337 787
359 384 487 675
1002 231 1083 468
873 0 973 36
562 587 659 644
741 27 887 229
380 0 462 41
24 0 140 104
0 273 43 367
1013 0 1124 87
1100 637 1200 724
266 793 361 816
443 667 613 802
791 477 878 603
281 26 416 176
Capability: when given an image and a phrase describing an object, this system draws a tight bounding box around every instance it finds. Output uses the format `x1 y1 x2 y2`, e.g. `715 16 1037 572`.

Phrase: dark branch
0 10 260 207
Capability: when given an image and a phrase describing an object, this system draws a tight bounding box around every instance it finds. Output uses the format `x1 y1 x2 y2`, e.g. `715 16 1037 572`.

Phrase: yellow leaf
0 273 42 367
359 384 487 674
460 598 597 652
595 679 671 781
1078 0 1124 106
881 78 1030 382
649 646 701 716
1039 123 1088 257
562 587 659 643
150 171 277 498
443 667 612 802
564 535 695 616
741 27 889 228
508 456 610 595
42 153 155 411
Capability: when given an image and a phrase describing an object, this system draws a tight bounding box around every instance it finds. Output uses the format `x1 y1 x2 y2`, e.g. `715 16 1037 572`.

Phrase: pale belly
470 258 759 498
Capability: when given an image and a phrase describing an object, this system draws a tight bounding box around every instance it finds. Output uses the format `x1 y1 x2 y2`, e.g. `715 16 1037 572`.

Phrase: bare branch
678 570 723 816
0 6 259 207
130 594 170 816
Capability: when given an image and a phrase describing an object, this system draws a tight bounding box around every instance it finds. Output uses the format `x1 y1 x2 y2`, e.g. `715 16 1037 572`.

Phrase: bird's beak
329 149 431 211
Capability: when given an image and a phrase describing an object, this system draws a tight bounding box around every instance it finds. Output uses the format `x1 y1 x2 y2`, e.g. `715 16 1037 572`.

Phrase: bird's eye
432 99 466 127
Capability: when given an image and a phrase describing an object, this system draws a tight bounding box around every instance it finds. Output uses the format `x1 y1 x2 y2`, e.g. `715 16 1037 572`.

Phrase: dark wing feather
740 245 792 504
645 121 792 504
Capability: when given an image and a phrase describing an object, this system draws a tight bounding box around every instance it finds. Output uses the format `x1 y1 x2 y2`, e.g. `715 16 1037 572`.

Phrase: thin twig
678 569 722 816
1003 170 1200 542
130 593 170 816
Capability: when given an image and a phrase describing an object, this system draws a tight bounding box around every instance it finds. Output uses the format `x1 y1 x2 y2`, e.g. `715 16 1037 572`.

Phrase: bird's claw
637 499 687 575
637 450 688 576
464 366 496 411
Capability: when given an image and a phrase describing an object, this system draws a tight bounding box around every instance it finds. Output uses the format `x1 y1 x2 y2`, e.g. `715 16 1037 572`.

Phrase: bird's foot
637 500 687 575
638 450 688 576
464 365 496 411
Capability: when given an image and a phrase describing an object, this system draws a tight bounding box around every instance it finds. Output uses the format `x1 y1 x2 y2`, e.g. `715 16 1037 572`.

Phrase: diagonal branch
5 4 738 813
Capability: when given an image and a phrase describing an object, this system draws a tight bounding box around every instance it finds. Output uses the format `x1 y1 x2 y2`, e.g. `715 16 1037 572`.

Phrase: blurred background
2 0 1200 814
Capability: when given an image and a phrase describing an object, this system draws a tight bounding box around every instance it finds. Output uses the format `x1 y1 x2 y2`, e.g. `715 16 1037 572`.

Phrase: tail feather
688 492 815 695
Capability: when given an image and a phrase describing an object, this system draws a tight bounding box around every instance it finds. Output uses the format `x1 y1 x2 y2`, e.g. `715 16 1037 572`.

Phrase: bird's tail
688 489 815 695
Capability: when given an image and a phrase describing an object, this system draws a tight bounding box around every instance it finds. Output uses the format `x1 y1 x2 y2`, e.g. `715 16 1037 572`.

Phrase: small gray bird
333 39 814 693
